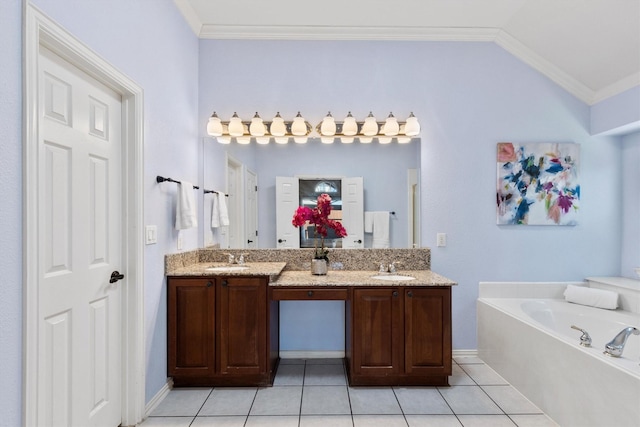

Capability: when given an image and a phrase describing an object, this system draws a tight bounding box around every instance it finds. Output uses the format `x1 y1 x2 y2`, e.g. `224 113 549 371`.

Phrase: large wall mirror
202 137 421 249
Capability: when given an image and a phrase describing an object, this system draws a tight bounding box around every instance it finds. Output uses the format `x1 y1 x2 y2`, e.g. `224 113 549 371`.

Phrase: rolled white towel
563 285 618 310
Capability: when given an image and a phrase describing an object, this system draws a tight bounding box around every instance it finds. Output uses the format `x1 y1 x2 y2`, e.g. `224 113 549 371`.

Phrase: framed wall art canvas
496 142 580 225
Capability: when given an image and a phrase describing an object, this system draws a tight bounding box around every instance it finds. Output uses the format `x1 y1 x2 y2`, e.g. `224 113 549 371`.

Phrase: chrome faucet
603 326 640 357
570 325 592 347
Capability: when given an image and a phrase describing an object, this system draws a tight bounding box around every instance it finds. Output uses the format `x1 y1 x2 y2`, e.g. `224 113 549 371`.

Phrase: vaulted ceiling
174 0 640 105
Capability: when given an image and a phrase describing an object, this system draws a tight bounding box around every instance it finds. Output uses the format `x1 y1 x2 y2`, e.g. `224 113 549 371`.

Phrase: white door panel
342 177 364 248
246 169 258 248
38 46 122 427
275 176 299 248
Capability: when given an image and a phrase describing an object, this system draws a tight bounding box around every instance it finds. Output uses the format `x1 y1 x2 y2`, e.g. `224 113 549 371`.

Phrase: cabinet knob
206 281 213 287
393 291 399 297
222 280 228 287
407 291 413 298
307 291 314 297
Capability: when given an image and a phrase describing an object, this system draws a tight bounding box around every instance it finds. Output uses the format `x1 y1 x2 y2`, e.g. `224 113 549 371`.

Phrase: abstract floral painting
496 142 580 225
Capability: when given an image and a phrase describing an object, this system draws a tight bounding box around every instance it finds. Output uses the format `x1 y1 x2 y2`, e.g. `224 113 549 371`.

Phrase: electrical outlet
436 233 447 247
177 231 183 250
145 225 157 245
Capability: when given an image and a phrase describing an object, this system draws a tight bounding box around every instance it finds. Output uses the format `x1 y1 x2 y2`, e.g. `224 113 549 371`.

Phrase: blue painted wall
198 39 627 351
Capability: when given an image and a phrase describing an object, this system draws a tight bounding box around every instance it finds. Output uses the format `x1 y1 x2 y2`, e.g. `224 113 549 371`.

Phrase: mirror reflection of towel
364 211 389 248
175 181 197 230
211 193 230 228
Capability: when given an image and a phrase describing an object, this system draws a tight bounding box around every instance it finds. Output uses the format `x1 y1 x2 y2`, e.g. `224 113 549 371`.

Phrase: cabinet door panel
404 288 451 375
168 278 215 377
352 288 403 376
217 277 267 375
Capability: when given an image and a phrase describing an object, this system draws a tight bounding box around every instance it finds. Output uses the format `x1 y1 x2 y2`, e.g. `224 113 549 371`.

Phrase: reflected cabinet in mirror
202 137 421 249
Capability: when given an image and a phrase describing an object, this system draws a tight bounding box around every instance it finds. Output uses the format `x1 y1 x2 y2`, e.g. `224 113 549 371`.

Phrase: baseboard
453 349 478 357
280 350 346 359
144 378 173 418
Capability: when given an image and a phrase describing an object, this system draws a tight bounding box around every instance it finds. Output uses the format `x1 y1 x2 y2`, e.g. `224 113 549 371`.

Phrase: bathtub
478 296 640 427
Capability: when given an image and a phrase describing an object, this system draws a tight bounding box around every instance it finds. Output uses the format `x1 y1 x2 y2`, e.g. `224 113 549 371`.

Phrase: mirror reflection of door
276 176 363 249
245 168 258 248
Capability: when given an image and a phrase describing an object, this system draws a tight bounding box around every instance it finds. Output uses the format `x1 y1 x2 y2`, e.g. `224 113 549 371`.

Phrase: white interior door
37 46 123 426
341 177 364 248
245 168 258 248
275 176 299 248
225 156 243 248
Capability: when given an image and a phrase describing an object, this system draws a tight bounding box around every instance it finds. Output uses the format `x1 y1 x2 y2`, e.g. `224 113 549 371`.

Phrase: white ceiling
174 0 640 105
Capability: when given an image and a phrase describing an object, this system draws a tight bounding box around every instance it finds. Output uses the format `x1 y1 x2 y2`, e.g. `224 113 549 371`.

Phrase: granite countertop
166 259 456 287
167 262 287 279
270 269 457 287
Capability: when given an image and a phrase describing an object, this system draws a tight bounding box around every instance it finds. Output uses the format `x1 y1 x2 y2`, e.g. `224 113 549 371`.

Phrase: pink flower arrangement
292 193 347 260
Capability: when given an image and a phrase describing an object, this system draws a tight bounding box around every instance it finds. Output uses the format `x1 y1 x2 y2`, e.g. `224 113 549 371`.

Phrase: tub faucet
570 325 592 347
603 326 640 357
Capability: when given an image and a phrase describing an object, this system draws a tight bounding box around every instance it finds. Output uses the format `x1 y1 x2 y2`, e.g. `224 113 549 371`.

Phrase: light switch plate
145 225 157 245
436 233 447 247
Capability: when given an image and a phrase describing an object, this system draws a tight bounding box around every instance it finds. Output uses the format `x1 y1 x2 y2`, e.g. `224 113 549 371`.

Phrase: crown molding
173 0 203 36
494 30 595 105
198 24 499 42
592 72 640 105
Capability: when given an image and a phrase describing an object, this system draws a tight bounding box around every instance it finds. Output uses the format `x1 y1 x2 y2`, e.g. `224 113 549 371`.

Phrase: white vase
311 258 328 275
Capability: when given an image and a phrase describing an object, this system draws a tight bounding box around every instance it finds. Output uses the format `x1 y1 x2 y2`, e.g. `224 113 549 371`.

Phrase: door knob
278 239 286 243
247 239 254 243
109 271 125 283
354 239 362 243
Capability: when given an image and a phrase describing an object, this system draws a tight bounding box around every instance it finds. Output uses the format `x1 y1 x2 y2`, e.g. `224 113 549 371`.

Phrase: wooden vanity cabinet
167 276 278 387
348 286 451 386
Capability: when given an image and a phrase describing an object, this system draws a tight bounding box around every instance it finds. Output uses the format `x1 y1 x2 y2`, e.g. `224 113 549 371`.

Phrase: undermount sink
206 266 249 272
370 274 416 281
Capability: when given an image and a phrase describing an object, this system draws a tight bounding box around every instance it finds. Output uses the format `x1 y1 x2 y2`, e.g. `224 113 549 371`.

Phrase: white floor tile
459 364 508 385
406 415 463 427
245 415 299 427
481 385 542 415
249 386 302 416
453 356 485 365
139 417 193 427
456 414 516 426
438 386 503 415
449 365 476 386
349 387 403 415
300 415 354 427
509 414 560 427
273 364 305 386
304 363 347 385
393 387 453 414
149 388 212 416
146 358 560 427
306 358 344 365
199 387 257 416
190 416 247 426
353 414 409 427
301 385 351 415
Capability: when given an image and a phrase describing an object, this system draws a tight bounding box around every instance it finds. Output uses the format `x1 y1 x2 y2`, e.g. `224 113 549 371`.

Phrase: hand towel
175 181 197 230
365 211 390 248
211 193 221 228
217 192 230 226
364 212 374 233
564 284 618 310
211 192 230 227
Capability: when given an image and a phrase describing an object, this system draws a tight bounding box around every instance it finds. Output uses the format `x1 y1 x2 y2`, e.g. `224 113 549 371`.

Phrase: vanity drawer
271 287 348 301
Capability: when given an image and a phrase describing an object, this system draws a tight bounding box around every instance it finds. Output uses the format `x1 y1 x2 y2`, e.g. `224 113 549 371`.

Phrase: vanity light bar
206 111 420 144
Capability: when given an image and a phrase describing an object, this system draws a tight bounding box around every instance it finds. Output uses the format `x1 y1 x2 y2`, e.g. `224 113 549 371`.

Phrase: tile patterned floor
139 356 558 427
